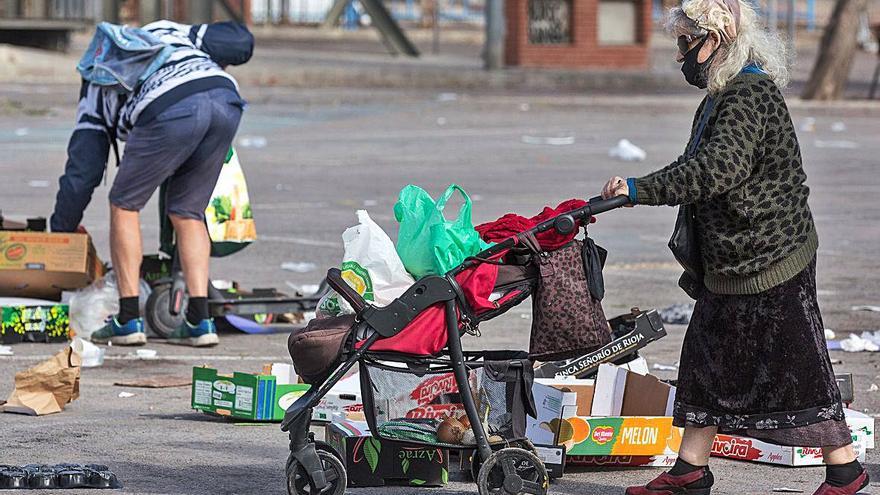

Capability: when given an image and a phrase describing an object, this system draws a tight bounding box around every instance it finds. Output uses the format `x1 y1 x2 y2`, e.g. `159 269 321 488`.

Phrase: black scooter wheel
286 450 346 495
145 283 186 339
477 448 548 495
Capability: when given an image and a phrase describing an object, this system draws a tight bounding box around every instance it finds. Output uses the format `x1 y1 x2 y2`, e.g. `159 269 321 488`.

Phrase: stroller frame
281 195 630 495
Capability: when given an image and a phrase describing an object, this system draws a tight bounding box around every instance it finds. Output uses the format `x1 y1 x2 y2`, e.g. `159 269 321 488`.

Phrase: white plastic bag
68 273 150 340
318 210 415 317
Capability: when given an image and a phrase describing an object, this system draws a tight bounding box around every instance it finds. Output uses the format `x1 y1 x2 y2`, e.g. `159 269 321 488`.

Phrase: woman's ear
697 32 720 63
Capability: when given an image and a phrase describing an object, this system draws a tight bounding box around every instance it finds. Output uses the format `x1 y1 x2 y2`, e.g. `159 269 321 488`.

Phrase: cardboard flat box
1 302 70 343
534 444 566 479
191 366 310 421
327 420 449 487
844 409 874 449
0 232 104 299
567 454 678 468
711 431 867 466
192 366 362 423
565 416 682 457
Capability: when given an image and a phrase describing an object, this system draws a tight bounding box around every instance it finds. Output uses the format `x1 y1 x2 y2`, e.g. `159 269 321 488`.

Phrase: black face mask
681 36 716 89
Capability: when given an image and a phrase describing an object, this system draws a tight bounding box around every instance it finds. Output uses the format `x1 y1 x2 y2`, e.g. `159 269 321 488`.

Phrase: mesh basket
359 352 534 448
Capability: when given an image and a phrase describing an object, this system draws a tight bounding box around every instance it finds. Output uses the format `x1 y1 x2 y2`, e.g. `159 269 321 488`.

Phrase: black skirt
673 258 852 447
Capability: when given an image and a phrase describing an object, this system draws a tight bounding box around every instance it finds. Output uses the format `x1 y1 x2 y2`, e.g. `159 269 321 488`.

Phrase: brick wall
505 0 652 68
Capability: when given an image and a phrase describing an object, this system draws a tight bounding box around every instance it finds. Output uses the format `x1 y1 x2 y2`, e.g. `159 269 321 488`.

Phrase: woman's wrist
626 177 638 204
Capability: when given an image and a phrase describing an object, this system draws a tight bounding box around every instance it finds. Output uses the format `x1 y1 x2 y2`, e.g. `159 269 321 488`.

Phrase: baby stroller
282 195 630 495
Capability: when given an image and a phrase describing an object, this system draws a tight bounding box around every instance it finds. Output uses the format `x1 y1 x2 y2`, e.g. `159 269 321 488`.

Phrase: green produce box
191 366 310 421
1 304 70 344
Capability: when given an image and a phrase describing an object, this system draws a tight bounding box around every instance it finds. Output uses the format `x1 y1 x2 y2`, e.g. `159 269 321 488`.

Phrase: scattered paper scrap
852 305 880 312
135 349 158 359
652 363 678 371
281 261 317 273
659 303 694 325
830 122 846 132
0 345 12 356
522 134 576 146
238 135 267 148
117 392 135 398
1 348 81 415
799 117 816 132
868 384 879 393
824 329 836 340
27 180 50 188
436 92 458 102
814 140 859 149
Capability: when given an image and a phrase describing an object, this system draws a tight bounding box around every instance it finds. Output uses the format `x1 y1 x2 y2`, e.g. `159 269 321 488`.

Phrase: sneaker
167 319 219 347
812 470 869 495
90 317 147 346
626 468 713 495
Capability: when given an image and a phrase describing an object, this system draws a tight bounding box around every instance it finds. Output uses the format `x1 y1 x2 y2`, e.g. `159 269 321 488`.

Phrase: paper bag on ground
1 347 81 415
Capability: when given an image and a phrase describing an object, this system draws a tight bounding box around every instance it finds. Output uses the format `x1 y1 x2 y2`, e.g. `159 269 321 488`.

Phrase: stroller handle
326 267 369 313
450 195 630 274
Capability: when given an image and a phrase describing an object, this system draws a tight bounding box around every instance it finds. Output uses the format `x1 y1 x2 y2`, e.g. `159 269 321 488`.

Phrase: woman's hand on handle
601 176 632 205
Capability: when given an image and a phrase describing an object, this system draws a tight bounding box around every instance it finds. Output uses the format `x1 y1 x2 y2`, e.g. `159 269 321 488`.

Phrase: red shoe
812 470 869 495
625 468 713 495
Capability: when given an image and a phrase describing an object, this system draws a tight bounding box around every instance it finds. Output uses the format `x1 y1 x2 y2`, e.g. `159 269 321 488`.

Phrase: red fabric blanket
475 199 594 251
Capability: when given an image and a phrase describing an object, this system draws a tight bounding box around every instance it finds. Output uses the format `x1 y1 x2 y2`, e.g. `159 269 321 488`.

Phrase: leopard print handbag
529 239 611 361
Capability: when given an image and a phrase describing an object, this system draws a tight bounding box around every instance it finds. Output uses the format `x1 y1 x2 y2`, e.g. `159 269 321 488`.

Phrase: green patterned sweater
633 72 817 295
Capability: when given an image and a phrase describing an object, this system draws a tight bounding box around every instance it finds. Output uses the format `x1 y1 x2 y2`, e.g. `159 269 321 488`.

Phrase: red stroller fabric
357 251 508 356
476 199 594 251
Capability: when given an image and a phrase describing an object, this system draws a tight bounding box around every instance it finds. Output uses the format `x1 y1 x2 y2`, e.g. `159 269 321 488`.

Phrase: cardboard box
526 381 579 445
1 302 70 343
0 232 104 299
533 310 667 379
192 366 363 423
567 454 678 468
591 364 675 417
535 378 595 417
565 416 682 457
326 421 449 487
191 366 310 421
844 409 874 449
312 374 363 422
534 444 566 479
711 431 867 466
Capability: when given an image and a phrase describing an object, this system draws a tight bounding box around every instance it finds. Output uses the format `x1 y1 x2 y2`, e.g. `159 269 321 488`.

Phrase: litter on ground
521 134 576 146
659 303 694 325
608 139 646 161
281 261 317 273
852 305 880 312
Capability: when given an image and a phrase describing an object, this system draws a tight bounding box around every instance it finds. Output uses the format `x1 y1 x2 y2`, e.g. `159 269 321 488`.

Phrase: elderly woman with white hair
601 0 867 493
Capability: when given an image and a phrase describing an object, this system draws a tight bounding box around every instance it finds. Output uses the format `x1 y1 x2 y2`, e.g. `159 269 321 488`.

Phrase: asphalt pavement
1 84 879 494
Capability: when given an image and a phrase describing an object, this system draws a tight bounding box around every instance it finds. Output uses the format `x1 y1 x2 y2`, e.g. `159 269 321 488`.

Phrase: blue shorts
109 87 244 220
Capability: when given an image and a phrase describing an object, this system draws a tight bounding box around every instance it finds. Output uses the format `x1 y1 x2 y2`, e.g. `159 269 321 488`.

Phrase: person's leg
678 425 718 466
818 444 867 493
91 97 207 345
626 425 716 495
165 88 243 346
169 214 211 297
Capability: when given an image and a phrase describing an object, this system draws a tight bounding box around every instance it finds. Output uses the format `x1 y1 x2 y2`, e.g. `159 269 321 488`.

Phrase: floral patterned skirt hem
673 402 852 447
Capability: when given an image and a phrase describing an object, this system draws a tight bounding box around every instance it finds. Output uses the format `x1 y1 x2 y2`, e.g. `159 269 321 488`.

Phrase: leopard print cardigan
633 72 818 295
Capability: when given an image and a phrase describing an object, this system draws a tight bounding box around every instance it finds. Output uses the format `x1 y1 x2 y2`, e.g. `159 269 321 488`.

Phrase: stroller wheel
145 284 186 339
286 450 346 495
477 448 548 495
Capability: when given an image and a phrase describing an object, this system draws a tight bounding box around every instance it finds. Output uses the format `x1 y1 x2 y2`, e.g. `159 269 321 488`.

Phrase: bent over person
600 0 867 493
51 21 254 347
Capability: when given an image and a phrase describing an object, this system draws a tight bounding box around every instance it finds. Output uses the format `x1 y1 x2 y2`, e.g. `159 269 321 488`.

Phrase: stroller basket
359 351 535 449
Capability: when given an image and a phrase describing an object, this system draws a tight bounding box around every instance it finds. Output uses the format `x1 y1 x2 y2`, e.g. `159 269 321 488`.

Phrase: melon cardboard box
327 420 449 487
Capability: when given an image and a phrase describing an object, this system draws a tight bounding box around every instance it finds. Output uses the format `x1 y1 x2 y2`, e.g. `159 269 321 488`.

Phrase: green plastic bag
394 184 489 278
